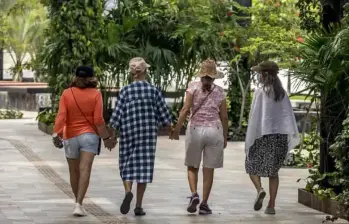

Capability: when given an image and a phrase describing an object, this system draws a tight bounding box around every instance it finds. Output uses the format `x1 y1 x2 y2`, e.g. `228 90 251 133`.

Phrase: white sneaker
73 203 87 217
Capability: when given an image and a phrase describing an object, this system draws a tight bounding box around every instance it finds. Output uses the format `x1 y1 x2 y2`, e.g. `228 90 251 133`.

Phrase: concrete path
0 117 346 224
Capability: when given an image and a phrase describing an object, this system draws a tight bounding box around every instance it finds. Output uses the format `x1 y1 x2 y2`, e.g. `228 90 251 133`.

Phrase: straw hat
129 57 151 74
251 61 279 75
197 59 221 79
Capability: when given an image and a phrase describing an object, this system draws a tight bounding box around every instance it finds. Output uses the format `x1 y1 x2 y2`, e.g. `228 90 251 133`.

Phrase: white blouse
245 88 300 158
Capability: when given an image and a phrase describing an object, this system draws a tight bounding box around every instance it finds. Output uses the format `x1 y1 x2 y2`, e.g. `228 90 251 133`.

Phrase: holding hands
169 125 180 140
103 137 117 151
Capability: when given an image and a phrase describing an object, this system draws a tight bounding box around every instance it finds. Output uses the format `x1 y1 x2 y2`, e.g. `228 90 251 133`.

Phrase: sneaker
120 192 133 215
254 189 266 211
199 203 212 215
134 207 146 216
187 193 200 213
73 203 87 217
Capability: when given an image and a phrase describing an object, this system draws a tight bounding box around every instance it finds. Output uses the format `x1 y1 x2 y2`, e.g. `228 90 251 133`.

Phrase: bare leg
76 151 95 205
202 168 214 204
120 181 134 215
67 158 80 202
123 181 133 193
188 166 199 193
136 183 147 208
249 175 263 192
268 175 279 208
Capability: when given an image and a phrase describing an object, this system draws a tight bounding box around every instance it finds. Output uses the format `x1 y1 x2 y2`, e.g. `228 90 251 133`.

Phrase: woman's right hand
170 129 180 140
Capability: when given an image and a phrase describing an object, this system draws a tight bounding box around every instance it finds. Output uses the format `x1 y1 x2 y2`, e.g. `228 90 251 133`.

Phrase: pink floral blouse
187 81 225 127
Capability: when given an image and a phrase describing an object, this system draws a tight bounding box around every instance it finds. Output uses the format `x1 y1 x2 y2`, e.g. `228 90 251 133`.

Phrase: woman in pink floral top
171 59 229 215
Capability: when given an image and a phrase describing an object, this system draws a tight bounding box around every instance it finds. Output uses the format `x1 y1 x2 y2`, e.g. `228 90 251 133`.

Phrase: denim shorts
63 133 100 159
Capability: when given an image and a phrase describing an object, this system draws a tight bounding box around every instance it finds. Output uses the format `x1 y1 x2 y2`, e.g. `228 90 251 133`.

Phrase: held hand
104 138 117 151
171 129 180 140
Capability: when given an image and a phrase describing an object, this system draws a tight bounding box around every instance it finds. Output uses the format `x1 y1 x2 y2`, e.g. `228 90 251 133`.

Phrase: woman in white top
245 61 299 215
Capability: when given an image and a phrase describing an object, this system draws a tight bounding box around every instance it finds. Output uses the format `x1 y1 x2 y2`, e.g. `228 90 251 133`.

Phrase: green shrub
36 109 56 126
0 110 23 119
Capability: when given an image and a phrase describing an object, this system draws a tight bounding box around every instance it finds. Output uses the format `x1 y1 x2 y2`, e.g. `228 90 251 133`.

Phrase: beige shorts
185 126 224 169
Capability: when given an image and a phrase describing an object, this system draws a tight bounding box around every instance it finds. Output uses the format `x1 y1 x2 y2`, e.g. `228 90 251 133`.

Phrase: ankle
201 200 208 205
268 201 275 208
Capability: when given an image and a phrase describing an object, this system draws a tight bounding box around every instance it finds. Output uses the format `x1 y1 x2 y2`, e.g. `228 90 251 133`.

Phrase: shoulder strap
190 85 216 119
70 88 98 134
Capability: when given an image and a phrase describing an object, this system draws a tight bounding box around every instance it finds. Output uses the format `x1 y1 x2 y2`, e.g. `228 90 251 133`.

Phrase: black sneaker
199 203 212 215
120 192 133 215
134 207 146 216
187 193 200 213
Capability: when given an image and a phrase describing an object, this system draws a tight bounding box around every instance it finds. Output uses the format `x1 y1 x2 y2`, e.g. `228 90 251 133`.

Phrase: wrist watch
103 136 111 140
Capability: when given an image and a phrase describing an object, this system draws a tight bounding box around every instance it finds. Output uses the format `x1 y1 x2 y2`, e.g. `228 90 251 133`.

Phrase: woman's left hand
104 138 117 151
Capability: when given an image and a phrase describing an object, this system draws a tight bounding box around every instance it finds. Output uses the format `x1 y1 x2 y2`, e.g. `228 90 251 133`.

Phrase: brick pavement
0 118 347 224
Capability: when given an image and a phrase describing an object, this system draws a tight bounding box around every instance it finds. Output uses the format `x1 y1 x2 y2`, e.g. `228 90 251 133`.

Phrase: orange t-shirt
53 87 105 139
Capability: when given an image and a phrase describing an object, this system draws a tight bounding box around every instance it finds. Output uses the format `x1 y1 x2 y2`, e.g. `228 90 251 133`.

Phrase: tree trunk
319 1 344 174
0 49 3 80
287 70 291 94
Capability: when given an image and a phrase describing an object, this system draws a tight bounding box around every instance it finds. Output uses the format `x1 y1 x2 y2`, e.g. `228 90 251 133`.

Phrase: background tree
227 0 303 139
41 0 105 111
3 1 47 81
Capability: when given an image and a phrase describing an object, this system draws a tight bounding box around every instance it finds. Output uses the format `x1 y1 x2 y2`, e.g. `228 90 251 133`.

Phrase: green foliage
225 0 302 140
240 0 303 68
296 22 349 218
36 109 56 126
1 0 47 81
286 121 321 168
0 110 23 119
296 0 322 32
298 169 338 200
42 0 105 111
329 114 349 213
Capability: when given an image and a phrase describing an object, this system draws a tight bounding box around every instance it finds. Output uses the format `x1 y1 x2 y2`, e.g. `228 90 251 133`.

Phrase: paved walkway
0 117 347 224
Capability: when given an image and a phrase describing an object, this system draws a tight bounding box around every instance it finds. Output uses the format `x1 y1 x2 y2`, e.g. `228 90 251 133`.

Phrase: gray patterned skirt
245 134 288 177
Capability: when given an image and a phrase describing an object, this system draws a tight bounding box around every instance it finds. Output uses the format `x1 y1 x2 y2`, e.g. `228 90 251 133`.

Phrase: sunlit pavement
0 117 346 224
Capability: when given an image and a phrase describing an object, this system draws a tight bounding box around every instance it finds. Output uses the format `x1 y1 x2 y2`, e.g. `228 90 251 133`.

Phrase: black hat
75 66 94 78
251 61 279 75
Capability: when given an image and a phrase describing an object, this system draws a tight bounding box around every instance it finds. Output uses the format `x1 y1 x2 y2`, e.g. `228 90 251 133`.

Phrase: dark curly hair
70 77 98 89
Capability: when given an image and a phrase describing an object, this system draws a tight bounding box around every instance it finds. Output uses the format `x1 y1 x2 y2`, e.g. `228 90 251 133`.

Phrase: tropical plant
41 0 105 111
294 25 349 174
2 0 47 81
227 0 303 139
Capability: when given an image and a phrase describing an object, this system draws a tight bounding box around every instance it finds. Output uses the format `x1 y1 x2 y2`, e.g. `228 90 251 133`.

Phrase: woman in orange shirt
52 66 115 217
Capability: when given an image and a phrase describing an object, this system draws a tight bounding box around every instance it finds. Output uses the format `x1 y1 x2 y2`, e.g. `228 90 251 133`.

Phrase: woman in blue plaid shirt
109 57 172 216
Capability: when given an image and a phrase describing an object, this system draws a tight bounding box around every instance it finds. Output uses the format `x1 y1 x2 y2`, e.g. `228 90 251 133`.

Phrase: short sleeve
219 87 226 102
186 82 198 95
